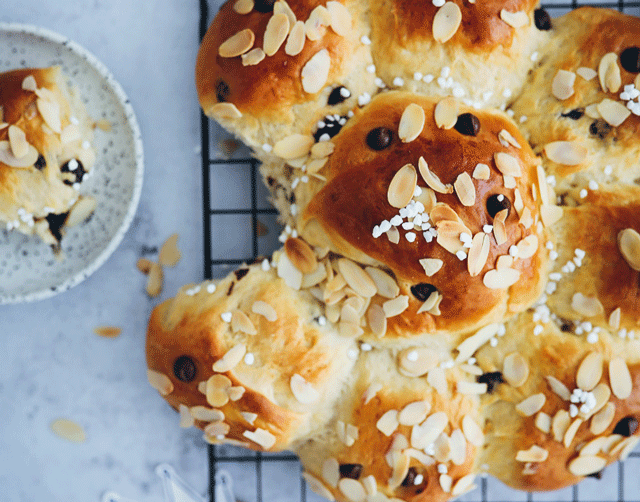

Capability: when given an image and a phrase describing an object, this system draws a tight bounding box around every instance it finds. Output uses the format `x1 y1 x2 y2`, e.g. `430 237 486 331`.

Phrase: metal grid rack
199 0 640 501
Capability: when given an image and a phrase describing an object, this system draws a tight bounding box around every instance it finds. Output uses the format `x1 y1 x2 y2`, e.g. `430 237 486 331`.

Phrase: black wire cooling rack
198 1 640 501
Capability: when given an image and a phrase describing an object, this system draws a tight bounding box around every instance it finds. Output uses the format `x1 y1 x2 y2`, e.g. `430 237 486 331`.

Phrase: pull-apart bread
148 3 640 501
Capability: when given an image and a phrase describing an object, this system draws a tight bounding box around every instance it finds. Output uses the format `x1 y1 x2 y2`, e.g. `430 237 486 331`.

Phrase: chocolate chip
612 416 638 437
339 464 363 480
314 115 347 142
45 212 69 242
401 467 418 487
590 120 611 140
328 86 350 105
173 355 197 382
560 321 573 333
620 47 640 73
60 159 86 186
215 79 230 103
365 127 393 150
534 9 552 30
234 268 249 281
410 283 437 302
586 470 604 480
477 372 504 394
254 0 275 12
486 194 511 218
454 113 480 136
561 108 585 120
34 154 46 170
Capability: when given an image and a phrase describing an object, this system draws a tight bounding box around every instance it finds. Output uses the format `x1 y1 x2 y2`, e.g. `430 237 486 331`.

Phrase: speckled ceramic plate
0 23 143 304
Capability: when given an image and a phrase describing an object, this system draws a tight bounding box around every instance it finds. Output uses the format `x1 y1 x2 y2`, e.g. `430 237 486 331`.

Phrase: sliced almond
546 375 571 401
388 163 417 208
231 310 257 335
544 141 587 165
580 436 609 456
367 304 387 337
310 141 335 159
609 357 632 399
434 97 459 129
577 67 597 81
454 172 476 207
419 157 453 193
21 74 37 91
494 152 521 177
572 293 604 318
93 326 122 338
503 352 529 387
285 21 305 56
515 393 546 417
159 233 181 267
243 428 276 449
326 1 352 36
264 13 290 56
451 473 476 496
535 412 552 434
398 401 431 426
597 99 631 127
516 235 538 260
285 237 317 273
472 163 490 180
66 197 97 227
483 268 520 289
430 203 462 224
455 323 499 362
241 47 266 66
411 412 448 449
467 233 490 277
439 474 453 493
541 205 563 226
338 258 377 297
8 125 29 158
589 383 611 416
500 9 529 28
516 445 549 462
252 300 278 322
564 418 583 447
191 406 225 422
50 418 86 443
398 347 439 377
536 165 549 205
399 103 425 143
552 70 576 100
590 402 615 435
212 344 247 373
60 124 81 144
608 308 621 330
417 291 443 315
436 219 471 254
301 49 331 94
179 404 195 428
598 53 621 93
383 295 409 317
493 208 508 246
206 374 232 407
146 262 163 297
504 175 516 189
147 369 173 395
568 455 606 476
219 28 255 57
274 0 296 27
36 98 61 133
302 473 335 501
388 451 411 489
273 134 314 160
338 478 366 502
576 352 603 391
419 258 443 276
210 102 242 119
462 415 484 447
290 373 320 403
449 429 467 465
496 255 513 270
433 2 462 43
618 228 640 271
457 381 488 394
365 267 399 298
499 129 521 149
234 0 254 13
323 458 340 488
552 410 571 442
377 410 399 436
305 5 331 41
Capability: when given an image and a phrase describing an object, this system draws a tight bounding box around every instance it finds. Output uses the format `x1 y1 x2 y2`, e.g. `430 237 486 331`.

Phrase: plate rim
0 22 144 304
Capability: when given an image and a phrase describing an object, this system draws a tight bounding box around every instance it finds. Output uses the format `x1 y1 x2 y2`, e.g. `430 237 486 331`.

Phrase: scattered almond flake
363 382 383 405
451 473 476 496
382 295 409 317
290 373 320 403
398 347 439 377
365 267 399 298
338 478 366 502
243 428 276 449
585 103 601 119
516 235 538 260
552 70 576 100
60 123 81 144
588 383 611 417
416 291 443 315
157 233 181 267
388 451 411 489
454 172 476 207
577 67 597 81
21 74 37 91
541 205 563 226
536 165 550 206
457 381 487 394
212 343 247 373
147 369 173 395
251 300 277 322
598 53 621 94
361 474 377 496
436 219 471 254
310 141 335 158
367 304 387 338
563 418 583 447
322 458 340 488
516 445 548 462
50 418 86 443
178 404 195 428
418 157 453 193
455 323 499 362
284 21 306 56
483 268 520 289
301 49 331 94
219 28 255 57
503 175 516 189
534 412 551 434
419 258 443 276
472 163 490 180
305 5 331 40
544 141 587 165
191 406 225 422
608 308 621 330
571 293 604 318
500 9 528 28
597 98 631 127
590 402 615 435
398 401 431 426
430 203 462 224
241 47 266 66
8 125 29 159
433 2 462 43
552 410 571 442
285 237 317 274
206 374 232 407
568 455 606 476
64 196 96 228
609 357 632 399
498 129 521 149
460 415 483 447
618 228 640 271
146 262 163 297
211 102 242 119
388 163 418 208
494 152 521 177
439 474 453 493
619 436 640 460
277 249 303 289
376 410 399 436
326 1 351 36
434 97 459 129
546 376 571 401
231 310 257 335
274 0 296 27
233 0 254 13
338 258 377 297
576 352 603 391
263 13 290 56
467 233 490 277
399 103 425 143
503 352 529 387
273 134 314 160
93 326 122 338
516 394 546 417
36 98 61 133
302 473 335 501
